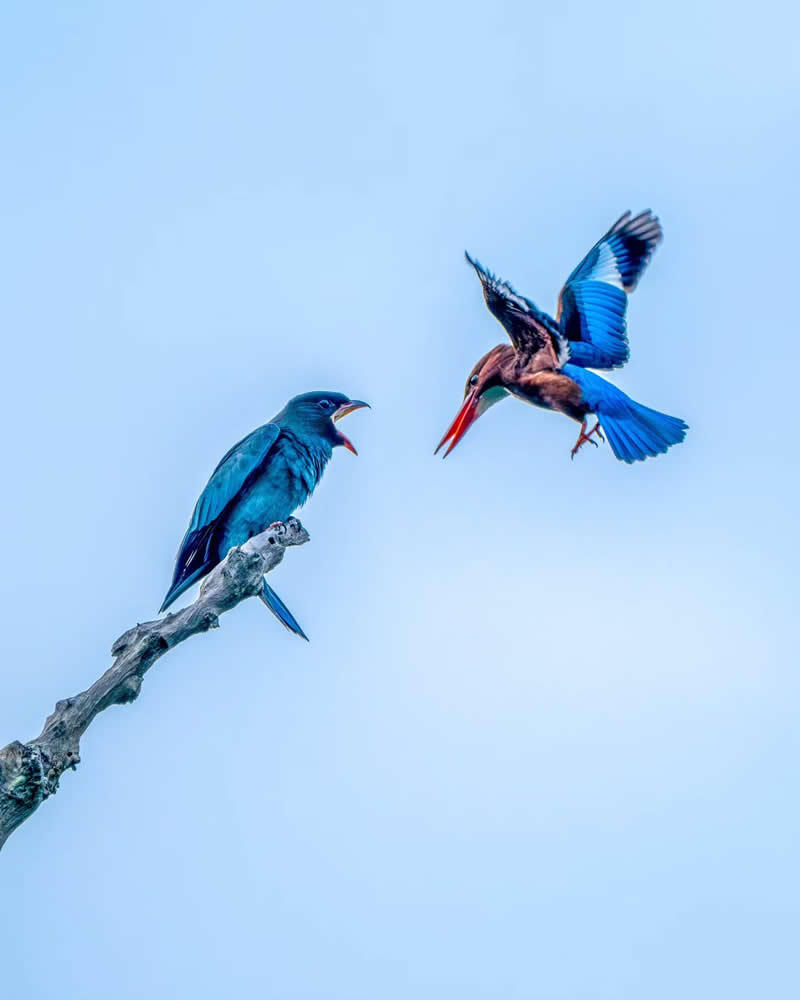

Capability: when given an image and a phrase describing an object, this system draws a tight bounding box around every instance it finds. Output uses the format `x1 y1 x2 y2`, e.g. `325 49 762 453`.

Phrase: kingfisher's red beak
434 390 482 458
333 399 370 455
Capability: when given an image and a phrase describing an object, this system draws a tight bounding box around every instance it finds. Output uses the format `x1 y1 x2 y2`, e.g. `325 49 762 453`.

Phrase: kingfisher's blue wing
160 423 282 611
465 252 565 365
557 210 663 369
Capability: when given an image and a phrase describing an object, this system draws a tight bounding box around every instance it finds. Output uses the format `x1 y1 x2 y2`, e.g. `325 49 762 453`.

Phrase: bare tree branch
0 517 310 851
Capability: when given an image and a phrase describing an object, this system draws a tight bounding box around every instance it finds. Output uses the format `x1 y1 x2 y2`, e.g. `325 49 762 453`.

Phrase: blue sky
1 2 798 997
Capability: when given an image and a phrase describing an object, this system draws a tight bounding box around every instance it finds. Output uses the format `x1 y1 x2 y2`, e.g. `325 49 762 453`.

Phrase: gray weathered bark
0 518 309 852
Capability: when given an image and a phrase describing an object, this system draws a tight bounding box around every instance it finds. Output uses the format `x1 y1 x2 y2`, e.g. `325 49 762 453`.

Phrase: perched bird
160 391 369 638
435 211 688 463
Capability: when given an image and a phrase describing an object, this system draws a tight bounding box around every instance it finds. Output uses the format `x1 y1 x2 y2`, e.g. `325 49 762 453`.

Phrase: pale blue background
1 2 798 997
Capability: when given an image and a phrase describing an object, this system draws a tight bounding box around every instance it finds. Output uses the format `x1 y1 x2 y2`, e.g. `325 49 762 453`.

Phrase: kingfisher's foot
570 421 600 459
588 420 604 444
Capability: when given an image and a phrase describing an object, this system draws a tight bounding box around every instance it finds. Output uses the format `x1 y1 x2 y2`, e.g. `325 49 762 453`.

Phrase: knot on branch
0 741 45 808
112 627 137 657
143 631 169 657
112 625 168 664
198 610 219 631
218 547 265 602
114 676 142 704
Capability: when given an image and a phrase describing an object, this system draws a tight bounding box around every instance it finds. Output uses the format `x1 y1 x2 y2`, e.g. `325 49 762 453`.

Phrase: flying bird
435 211 688 462
160 391 369 639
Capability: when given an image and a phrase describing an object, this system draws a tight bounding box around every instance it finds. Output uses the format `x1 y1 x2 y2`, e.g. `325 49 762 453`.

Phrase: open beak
434 390 483 458
333 399 370 455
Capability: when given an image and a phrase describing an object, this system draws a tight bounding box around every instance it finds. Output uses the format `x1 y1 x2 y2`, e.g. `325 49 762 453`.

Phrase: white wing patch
589 242 624 288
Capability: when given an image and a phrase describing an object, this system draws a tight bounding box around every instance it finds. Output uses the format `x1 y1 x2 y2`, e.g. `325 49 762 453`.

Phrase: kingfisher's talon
570 418 606 459
587 421 604 444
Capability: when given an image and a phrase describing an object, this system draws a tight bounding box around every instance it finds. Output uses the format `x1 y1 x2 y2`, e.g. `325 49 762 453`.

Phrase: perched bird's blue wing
160 423 281 611
189 424 282 533
557 211 663 369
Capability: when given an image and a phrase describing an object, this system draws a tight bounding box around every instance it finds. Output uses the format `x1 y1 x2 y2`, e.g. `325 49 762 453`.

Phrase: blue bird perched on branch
160 391 369 638
436 211 688 462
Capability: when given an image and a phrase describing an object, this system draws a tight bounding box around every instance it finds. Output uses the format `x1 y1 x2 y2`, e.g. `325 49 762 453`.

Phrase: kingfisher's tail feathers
564 364 687 463
260 580 309 641
600 401 687 463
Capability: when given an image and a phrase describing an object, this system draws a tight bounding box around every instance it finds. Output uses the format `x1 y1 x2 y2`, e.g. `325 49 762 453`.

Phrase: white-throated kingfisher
435 211 688 463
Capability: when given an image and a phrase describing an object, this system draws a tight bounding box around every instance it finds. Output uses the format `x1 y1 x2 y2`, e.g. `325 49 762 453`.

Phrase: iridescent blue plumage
437 211 687 462
160 391 368 638
463 210 663 372
557 210 663 369
563 365 687 463
260 580 309 641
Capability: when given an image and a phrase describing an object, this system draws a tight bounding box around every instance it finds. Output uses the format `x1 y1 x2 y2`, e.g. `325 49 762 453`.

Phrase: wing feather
465 251 563 365
188 423 281 534
160 423 282 611
557 210 663 369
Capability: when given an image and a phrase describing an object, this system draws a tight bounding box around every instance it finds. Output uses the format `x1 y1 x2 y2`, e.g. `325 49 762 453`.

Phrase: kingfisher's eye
469 375 479 387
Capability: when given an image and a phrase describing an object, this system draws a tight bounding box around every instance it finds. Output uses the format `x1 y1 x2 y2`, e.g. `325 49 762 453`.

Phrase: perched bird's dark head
434 346 511 458
280 391 370 454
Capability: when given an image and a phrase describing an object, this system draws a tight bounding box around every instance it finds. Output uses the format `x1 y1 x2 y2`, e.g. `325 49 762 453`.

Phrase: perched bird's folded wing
160 423 282 611
465 251 564 366
557 210 663 369
188 423 282 533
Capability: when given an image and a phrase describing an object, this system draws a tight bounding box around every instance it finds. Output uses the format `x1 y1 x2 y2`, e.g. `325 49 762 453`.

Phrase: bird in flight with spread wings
435 211 688 463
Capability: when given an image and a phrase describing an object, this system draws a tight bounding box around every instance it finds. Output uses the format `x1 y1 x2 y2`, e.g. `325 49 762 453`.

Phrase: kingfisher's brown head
434 345 512 458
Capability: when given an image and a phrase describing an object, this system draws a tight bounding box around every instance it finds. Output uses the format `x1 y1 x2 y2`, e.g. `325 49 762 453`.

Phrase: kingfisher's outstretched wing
557 210 663 369
160 423 282 611
465 252 564 367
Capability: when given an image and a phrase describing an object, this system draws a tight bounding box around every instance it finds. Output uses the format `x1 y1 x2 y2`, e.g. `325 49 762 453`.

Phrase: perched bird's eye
318 399 332 411
469 375 479 387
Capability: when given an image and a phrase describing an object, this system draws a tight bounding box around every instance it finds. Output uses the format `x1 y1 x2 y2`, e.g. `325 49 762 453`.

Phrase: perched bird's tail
260 580 309 641
564 364 688 463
